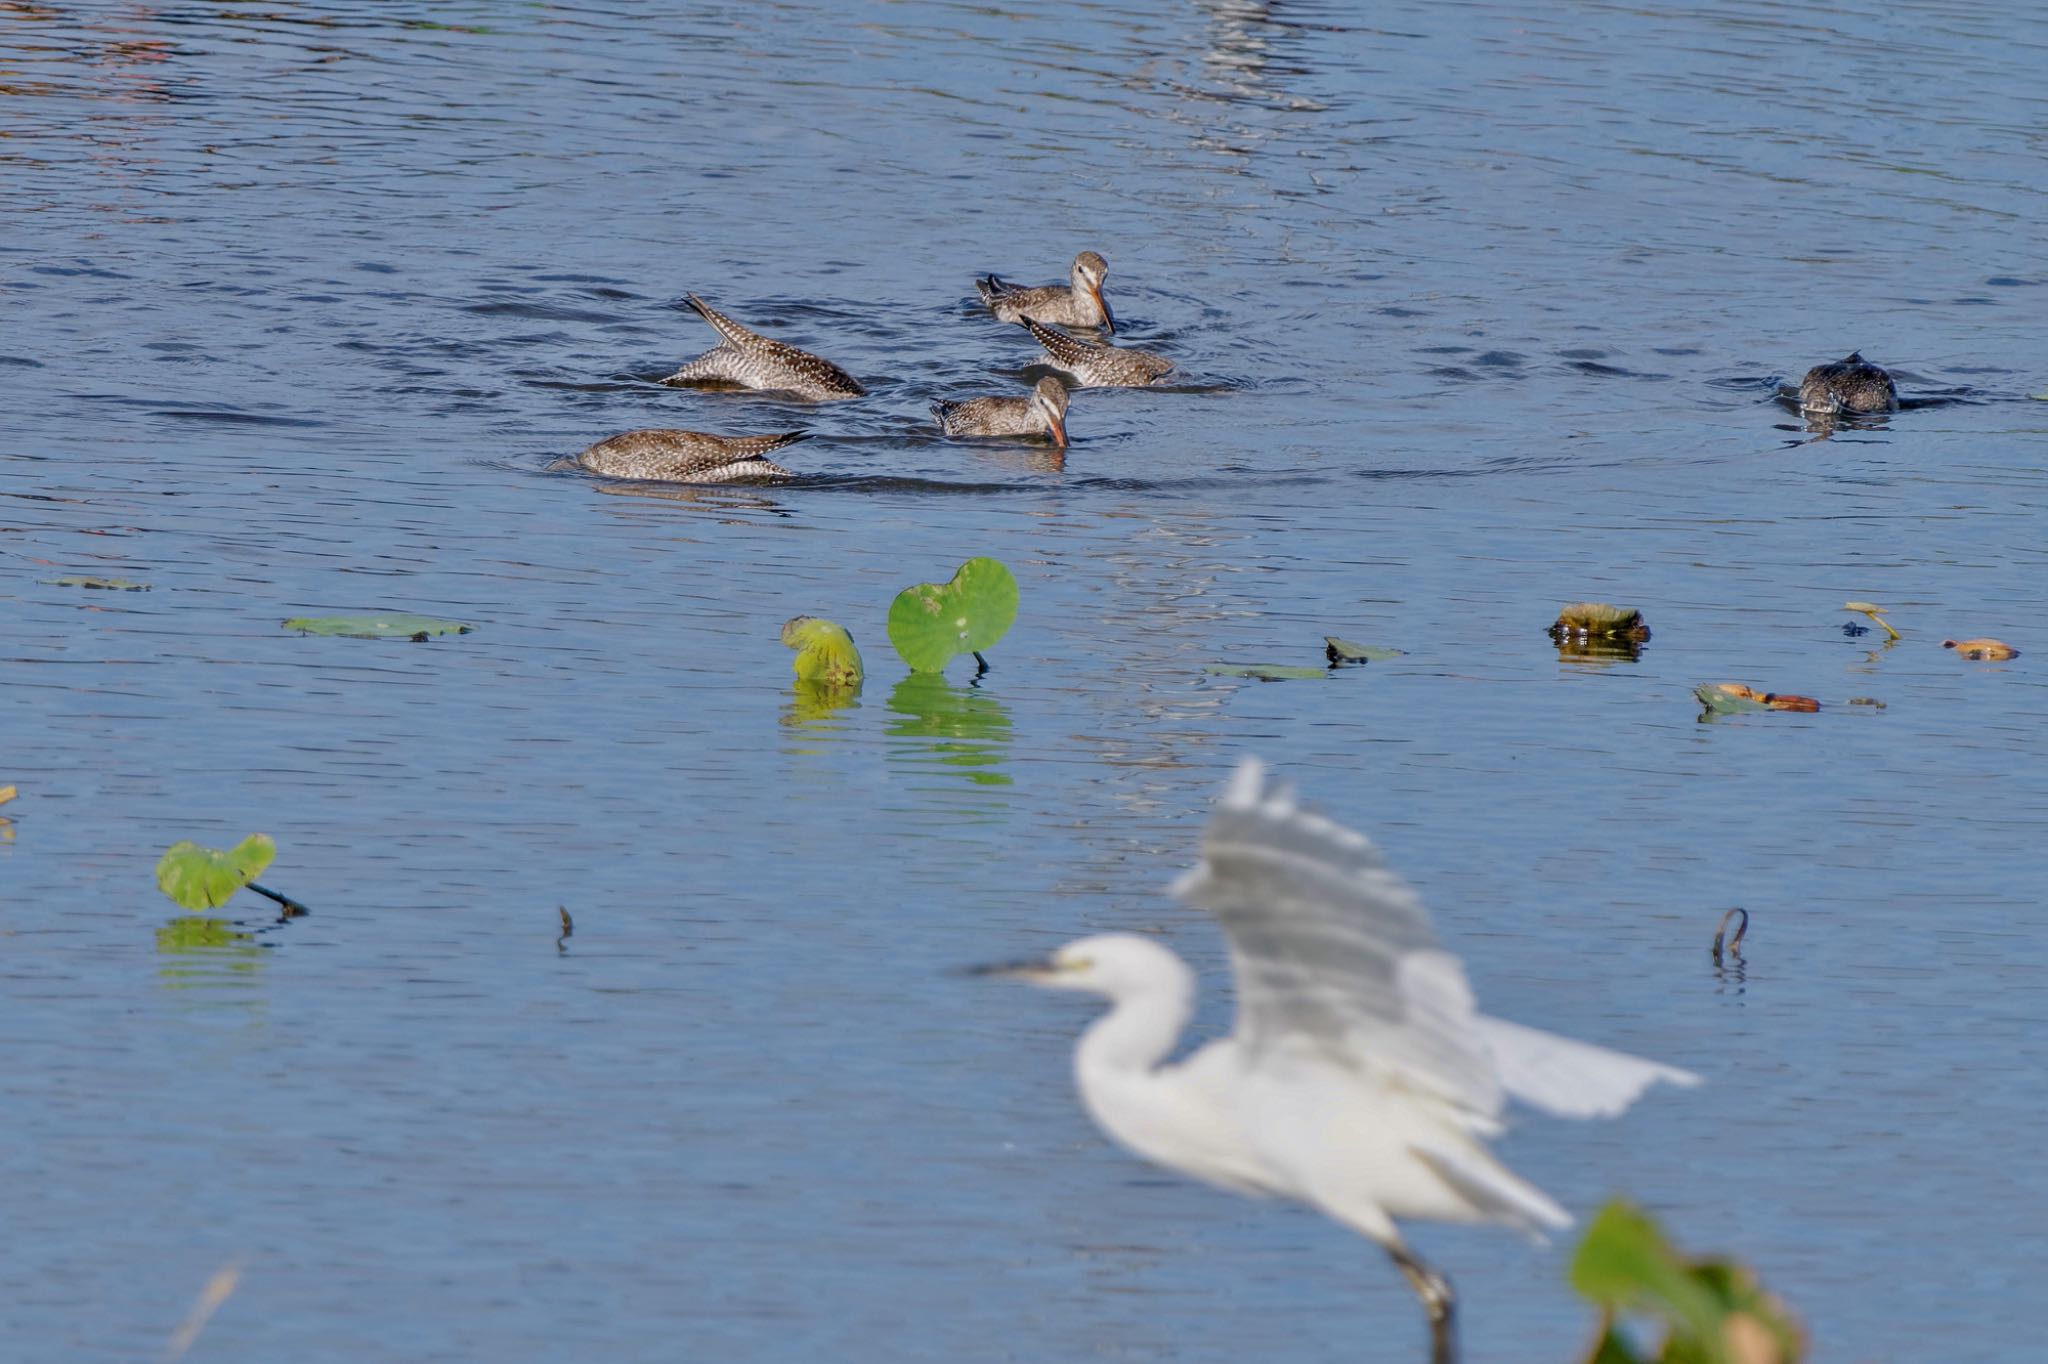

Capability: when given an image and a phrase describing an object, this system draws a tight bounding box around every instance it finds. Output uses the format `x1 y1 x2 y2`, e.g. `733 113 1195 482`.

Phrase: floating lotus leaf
1324 637 1404 665
1205 664 1329 682
1943 637 2017 661
1696 683 1818 715
282 613 475 640
155 834 276 911
780 616 864 687
1550 602 1649 641
887 557 1019 674
43 576 150 591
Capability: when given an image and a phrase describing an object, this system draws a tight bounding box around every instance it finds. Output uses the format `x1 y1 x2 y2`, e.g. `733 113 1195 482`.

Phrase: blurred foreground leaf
887 557 1018 673
155 835 276 911
1572 1200 1804 1364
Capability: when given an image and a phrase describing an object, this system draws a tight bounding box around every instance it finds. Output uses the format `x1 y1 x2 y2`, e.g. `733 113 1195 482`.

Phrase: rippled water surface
5 2 2047 1360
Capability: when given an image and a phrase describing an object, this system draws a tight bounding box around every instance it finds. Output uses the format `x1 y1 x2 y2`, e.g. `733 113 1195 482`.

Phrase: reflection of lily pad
155 835 276 911
282 613 476 640
780 616 864 687
1205 664 1329 681
42 575 150 591
1324 637 1403 665
885 673 1012 784
887 557 1018 673
155 915 258 953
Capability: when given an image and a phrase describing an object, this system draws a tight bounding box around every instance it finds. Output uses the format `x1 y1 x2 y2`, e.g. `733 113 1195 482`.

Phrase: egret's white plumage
982 759 1698 1364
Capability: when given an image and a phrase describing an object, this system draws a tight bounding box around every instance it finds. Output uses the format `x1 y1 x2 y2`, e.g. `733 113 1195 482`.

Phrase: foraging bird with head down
1797 351 1898 415
574 429 804 483
662 294 864 401
1021 314 1172 388
977 760 1698 1364
931 376 1070 447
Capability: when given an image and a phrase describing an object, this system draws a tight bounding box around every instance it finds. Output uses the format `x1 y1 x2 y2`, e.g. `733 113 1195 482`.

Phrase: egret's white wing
1473 1016 1701 1119
1169 760 1503 1119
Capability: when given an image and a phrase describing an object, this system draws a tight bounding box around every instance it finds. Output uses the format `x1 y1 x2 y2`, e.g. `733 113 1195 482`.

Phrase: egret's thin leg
1387 1244 1457 1364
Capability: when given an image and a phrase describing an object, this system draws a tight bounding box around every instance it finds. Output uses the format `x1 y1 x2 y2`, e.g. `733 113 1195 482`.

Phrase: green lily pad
780 616 864 688
1205 664 1329 681
1324 636 1404 665
282 613 475 640
887 557 1019 674
155 834 276 911
42 575 150 591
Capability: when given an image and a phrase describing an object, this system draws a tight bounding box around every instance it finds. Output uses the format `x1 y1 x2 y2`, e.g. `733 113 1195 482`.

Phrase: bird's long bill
1046 409 1068 448
966 957 1057 982
1092 286 1116 334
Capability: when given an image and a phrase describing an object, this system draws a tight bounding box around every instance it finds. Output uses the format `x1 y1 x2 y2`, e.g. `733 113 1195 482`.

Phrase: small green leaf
42 576 151 591
780 616 864 687
282 613 475 640
1204 664 1330 681
1324 636 1403 665
155 835 277 911
887 557 1019 674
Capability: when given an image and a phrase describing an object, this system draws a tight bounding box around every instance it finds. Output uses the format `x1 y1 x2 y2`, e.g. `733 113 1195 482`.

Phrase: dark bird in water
932 376 1071 447
1798 352 1898 415
1021 315 1172 388
977 251 1115 332
576 429 804 483
662 294 865 401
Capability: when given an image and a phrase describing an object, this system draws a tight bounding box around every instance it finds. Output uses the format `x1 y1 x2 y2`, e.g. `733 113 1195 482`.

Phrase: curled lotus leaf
1942 637 2017 661
780 616 864 688
1550 602 1650 641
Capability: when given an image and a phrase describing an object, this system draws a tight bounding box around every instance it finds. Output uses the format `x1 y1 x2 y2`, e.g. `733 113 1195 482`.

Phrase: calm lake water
4 2 2046 1360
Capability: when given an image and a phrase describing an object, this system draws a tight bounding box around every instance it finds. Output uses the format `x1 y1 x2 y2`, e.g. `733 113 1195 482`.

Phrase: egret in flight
977 760 1698 1364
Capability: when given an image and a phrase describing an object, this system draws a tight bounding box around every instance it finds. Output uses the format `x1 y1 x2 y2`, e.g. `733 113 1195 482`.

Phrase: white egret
977 760 1699 1364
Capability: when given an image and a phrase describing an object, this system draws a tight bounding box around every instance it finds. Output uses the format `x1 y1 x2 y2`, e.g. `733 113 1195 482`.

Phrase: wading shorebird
662 294 865 401
976 251 1114 331
575 429 804 483
931 376 1070 447
1798 351 1898 415
1022 315 1172 388
976 760 1699 1364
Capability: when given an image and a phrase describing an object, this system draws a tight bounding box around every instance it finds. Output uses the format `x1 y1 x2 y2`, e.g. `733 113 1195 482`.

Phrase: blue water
4 2 2046 1360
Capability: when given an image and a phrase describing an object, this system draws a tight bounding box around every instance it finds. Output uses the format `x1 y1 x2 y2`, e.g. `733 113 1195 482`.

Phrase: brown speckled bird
977 251 1114 332
1798 352 1898 415
662 295 865 401
576 429 805 483
1023 315 1172 388
932 376 1070 446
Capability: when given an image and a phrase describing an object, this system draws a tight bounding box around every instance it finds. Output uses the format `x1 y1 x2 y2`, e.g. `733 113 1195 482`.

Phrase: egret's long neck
1076 965 1195 1080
